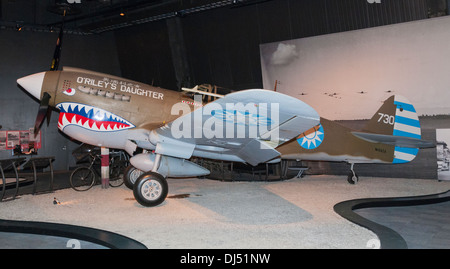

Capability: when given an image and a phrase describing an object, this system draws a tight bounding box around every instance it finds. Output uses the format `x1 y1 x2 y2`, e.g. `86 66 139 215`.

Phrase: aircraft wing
149 89 320 166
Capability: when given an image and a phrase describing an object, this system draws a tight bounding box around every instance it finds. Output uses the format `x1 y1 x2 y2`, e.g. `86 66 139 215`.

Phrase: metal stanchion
11 160 20 199
31 159 37 195
0 164 5 201
0 158 25 201
23 157 56 195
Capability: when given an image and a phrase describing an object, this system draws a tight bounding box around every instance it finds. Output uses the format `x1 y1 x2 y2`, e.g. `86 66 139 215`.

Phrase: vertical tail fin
364 95 421 163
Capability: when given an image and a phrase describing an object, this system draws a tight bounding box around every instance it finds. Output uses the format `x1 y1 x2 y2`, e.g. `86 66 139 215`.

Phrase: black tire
133 172 168 207
123 165 144 190
70 167 95 191
347 172 359 185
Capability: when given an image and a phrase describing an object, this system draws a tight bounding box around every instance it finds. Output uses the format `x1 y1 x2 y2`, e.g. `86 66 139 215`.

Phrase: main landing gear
123 165 144 190
127 153 169 207
347 163 359 185
133 171 168 207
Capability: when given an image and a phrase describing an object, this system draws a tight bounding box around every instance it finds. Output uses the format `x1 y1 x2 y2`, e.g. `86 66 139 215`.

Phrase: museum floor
1 172 450 249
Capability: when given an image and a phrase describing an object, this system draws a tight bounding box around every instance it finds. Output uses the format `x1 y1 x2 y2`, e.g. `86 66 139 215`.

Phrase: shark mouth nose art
56 102 135 132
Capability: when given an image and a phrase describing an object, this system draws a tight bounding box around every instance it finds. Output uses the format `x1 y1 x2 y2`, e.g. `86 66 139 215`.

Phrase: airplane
276 95 435 184
16 67 320 207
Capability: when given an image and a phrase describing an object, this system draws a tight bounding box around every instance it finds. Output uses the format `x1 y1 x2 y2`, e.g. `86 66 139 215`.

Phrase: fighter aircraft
17 67 320 207
277 95 435 184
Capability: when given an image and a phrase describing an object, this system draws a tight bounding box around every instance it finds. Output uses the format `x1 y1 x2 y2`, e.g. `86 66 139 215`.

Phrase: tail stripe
395 109 417 121
395 147 420 155
393 124 421 139
393 130 421 140
393 101 416 112
393 147 419 164
395 116 420 128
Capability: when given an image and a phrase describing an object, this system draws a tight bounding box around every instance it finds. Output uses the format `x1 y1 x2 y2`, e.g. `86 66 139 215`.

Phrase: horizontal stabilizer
352 132 435 149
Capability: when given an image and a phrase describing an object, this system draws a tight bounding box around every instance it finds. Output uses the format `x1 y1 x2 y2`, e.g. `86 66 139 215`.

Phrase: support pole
0 164 5 201
101 147 109 189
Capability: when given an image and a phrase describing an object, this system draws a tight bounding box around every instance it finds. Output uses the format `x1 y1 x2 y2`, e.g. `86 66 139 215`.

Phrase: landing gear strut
347 163 359 185
133 153 169 207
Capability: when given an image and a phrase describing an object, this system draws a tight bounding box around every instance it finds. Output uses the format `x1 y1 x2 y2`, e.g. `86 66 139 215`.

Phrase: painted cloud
271 43 298 66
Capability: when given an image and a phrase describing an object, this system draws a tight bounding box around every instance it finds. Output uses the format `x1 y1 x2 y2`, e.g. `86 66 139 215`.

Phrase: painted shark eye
63 88 76 96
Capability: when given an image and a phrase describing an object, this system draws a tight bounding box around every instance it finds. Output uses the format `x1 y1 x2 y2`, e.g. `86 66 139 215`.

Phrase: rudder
392 95 421 163
363 95 421 164
392 95 421 140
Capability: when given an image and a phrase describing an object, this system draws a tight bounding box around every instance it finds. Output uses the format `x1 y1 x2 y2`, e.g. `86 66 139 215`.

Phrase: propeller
34 92 52 136
50 11 64 71
33 9 67 136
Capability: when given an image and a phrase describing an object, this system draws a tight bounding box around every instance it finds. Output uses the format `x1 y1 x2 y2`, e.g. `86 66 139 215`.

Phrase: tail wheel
123 165 144 190
347 172 359 185
133 172 168 207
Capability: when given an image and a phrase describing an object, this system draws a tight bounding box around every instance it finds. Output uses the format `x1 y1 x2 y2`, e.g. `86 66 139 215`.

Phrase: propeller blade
46 106 52 127
34 92 51 136
50 25 63 71
50 9 66 71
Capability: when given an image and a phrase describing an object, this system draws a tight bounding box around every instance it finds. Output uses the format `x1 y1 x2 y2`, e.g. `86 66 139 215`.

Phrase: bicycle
69 151 128 191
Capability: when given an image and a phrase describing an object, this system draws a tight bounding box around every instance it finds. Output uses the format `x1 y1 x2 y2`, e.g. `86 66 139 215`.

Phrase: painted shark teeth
56 102 135 132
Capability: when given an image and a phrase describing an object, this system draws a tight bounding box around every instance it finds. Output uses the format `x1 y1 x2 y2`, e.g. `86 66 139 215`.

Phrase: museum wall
261 16 450 120
114 20 177 91
0 30 121 170
181 0 429 91
114 0 430 92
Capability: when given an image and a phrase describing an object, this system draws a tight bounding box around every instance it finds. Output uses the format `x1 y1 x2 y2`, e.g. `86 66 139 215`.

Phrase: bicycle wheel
108 156 124 187
109 167 124 187
70 167 96 191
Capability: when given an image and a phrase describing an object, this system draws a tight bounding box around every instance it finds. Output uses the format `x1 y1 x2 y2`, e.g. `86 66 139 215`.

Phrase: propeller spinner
16 71 52 135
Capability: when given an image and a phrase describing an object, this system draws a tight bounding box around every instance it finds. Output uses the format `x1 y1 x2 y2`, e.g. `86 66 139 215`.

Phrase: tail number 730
378 113 395 125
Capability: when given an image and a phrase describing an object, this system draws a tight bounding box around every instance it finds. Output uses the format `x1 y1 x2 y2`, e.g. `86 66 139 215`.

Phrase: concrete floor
1 174 450 249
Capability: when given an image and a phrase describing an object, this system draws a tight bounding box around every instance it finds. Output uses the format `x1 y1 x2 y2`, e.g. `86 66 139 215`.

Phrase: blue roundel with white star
297 124 324 150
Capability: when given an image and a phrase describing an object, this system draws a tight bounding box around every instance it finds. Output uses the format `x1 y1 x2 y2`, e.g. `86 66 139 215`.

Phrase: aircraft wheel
347 172 359 185
123 165 144 190
133 172 168 207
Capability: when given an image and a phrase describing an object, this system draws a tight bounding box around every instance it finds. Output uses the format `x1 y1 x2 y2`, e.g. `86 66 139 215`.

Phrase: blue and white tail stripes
392 96 420 164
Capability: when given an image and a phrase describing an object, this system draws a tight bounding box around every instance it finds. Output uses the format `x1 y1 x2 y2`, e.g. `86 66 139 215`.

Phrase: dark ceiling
0 0 271 34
